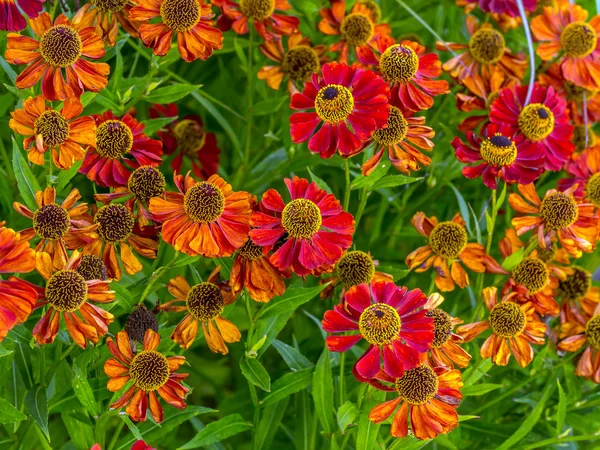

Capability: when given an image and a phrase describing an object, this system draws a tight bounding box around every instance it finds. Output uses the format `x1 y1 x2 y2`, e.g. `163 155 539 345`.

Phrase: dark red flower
0 0 44 32
463 0 535 17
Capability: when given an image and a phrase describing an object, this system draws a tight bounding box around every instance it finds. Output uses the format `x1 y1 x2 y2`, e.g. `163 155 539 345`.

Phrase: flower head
125 304 159 342
559 145 600 208
73 0 140 47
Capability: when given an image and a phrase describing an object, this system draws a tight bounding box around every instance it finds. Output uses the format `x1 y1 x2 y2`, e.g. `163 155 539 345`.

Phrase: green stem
485 188 498 255
236 27 256 187
343 159 351 211
107 418 125 450
45 343 76 384
339 352 346 406
139 252 180 303
354 188 369 229
244 292 256 346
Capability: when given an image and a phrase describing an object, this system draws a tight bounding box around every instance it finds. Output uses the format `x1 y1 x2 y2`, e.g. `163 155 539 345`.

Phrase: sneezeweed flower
458 287 547 367
129 0 223 62
76 254 108 281
159 269 240 353
322 281 434 379
508 183 599 257
531 0 600 91
318 0 390 64
32 251 115 348
490 84 574 171
249 176 355 277
557 266 599 318
368 362 462 440
150 173 253 258
289 62 390 158
361 105 435 176
462 0 535 17
559 145 600 208
0 225 38 342
80 111 163 188
436 17 527 82
213 0 299 41
105 329 189 422
0 0 44 32
149 103 220 180
405 212 505 292
452 123 544 189
125 304 159 342
5 12 109 101
72 0 140 47
358 36 449 112
9 95 96 168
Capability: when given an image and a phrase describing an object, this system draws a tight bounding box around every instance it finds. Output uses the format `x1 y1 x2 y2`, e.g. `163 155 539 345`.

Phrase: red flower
0 0 44 31
463 0 535 17
322 281 434 380
290 62 390 158
249 176 354 277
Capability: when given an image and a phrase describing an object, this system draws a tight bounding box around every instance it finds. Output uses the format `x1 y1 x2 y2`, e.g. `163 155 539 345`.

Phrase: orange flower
72 0 140 47
9 95 96 168
32 251 115 348
405 212 506 292
457 287 547 367
159 268 241 353
436 16 527 82
531 0 600 91
105 329 189 422
0 224 37 342
13 187 97 270
129 0 223 62
150 173 253 258
5 12 109 100
556 265 600 324
560 145 600 208
508 183 599 258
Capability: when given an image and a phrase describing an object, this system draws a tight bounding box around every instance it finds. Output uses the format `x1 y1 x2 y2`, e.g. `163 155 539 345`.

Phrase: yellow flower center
76 254 108 281
586 172 600 207
518 103 555 142
282 45 320 81
39 25 82 68
559 266 592 301
237 238 263 261
395 364 439 405
560 22 597 58
160 0 201 32
94 204 135 242
281 198 322 239
33 203 70 240
429 221 468 259
34 110 70 147
372 106 408 146
128 166 166 202
174 119 206 156
183 182 225 223
129 350 170 391
46 270 88 312
125 305 158 342
358 303 402 346
427 308 453 349
540 191 579 230
489 302 526 338
512 257 549 294
469 27 505 64
90 0 128 12
186 282 224 321
340 12 374 46
585 315 600 349
480 134 518 166
239 0 275 20
95 120 134 160
379 44 419 84
314 85 354 124
336 251 375 287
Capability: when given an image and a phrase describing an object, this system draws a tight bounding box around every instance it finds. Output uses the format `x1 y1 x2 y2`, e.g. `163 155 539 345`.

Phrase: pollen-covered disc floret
489 302 526 338
585 173 600 207
314 85 355 124
372 106 408 145
512 257 548 294
559 266 592 301
91 0 129 12
183 182 225 223
560 22 597 58
129 350 170 391
480 134 518 166
160 0 201 32
469 28 505 64
395 364 439 405
426 308 453 348
585 315 600 349
33 204 70 240
379 44 419 84
281 199 322 239
125 305 159 342
518 103 555 142
239 0 275 20
540 191 579 229
39 25 82 68
174 119 206 155
429 222 468 259
282 46 320 81
336 251 375 287
358 303 401 346
340 13 374 46
186 282 224 321
76 254 108 281
94 204 135 242
46 270 88 312
95 120 134 160
238 238 264 261
34 111 70 147
128 166 166 202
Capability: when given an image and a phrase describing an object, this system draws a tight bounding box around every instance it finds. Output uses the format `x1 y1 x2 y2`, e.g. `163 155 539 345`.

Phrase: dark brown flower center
512 257 548 294
34 110 70 147
186 282 224 321
336 251 375 287
39 25 82 67
160 0 201 32
379 44 419 84
76 254 108 281
238 238 264 261
239 0 275 20
489 302 526 338
125 305 159 342
94 204 135 242
46 270 88 312
539 192 579 230
173 119 206 156
281 198 322 239
91 0 128 12
129 350 170 391
559 266 592 301
469 28 505 64
372 106 408 145
395 364 439 405
33 204 70 240
340 13 374 47
183 182 225 223
427 308 453 348
95 120 134 160
128 166 166 202
282 45 320 81
429 222 468 259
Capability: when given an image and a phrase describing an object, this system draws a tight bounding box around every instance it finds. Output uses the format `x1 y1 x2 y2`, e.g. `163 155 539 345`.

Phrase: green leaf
262 368 313 407
272 340 313 371
24 386 50 441
313 348 335 434
80 92 96 107
336 401 358 433
253 399 289 450
356 389 386 450
462 383 504 396
502 247 524 272
113 282 135 313
146 84 201 104
12 138 41 211
307 167 332 193
0 55 17 83
0 345 13 358
495 182 507 213
0 397 27 424
458 415 480 422
258 284 329 319
448 182 472 235
72 364 100 417
55 158 84 193
143 116 177 136
254 98 286 116
240 357 271 392
120 415 143 441
556 379 566 437
179 414 251 449
370 175 422 190
351 163 390 190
